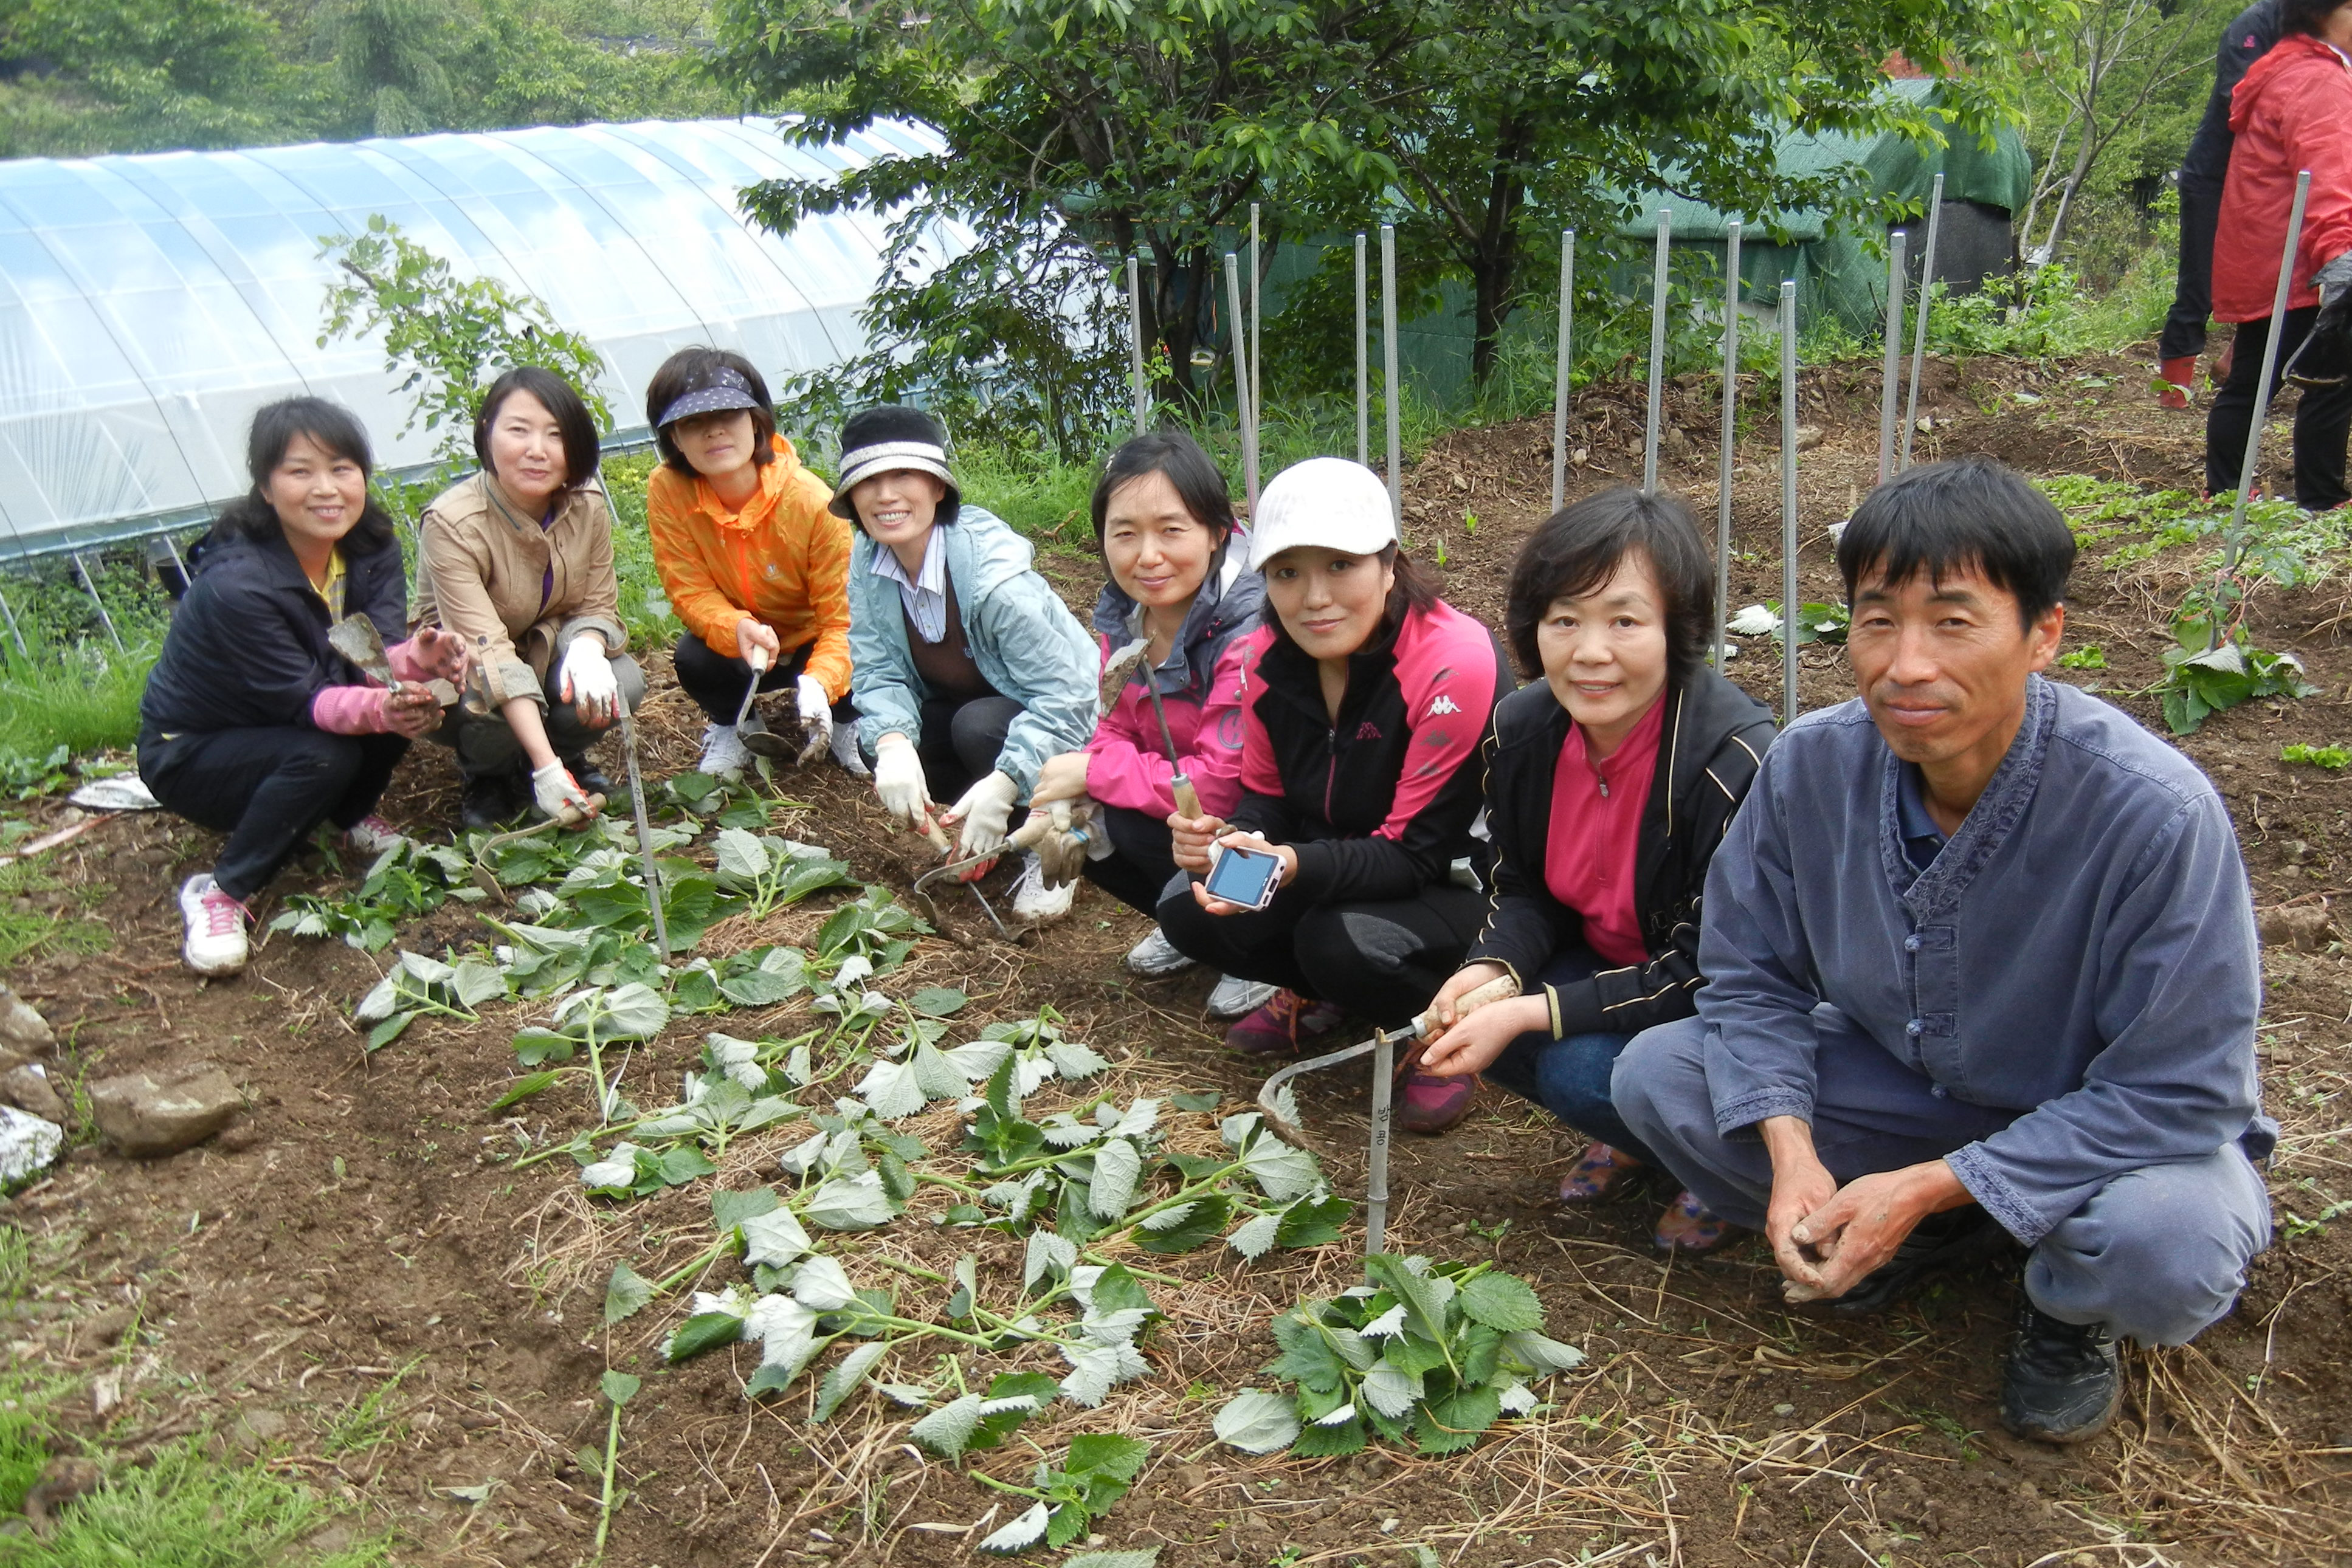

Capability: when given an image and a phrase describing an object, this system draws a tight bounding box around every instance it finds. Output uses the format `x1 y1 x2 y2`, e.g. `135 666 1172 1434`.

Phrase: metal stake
0 580 27 660
1126 254 1148 436
2230 170 2312 540
1643 208 1671 495
1780 281 1800 726
1551 229 1574 514
1355 232 1370 467
71 552 125 653
1381 223 1402 529
1223 253 1258 514
1249 203 1261 452
1716 221 1742 670
1367 1033 1396 1259
1877 229 1908 487
1900 173 1945 472
621 696 671 958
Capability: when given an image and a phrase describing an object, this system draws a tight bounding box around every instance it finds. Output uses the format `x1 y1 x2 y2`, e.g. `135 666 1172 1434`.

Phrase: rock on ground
0 1063 66 1123
0 986 53 1053
87 1062 243 1158
0 1102 63 1183
2260 904 2336 954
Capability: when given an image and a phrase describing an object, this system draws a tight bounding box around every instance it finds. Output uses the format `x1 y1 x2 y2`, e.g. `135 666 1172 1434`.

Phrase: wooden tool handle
917 813 953 854
1171 774 1201 819
1413 972 1520 1039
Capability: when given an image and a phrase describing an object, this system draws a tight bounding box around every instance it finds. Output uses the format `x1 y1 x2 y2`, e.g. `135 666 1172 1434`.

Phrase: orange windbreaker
645 435 854 701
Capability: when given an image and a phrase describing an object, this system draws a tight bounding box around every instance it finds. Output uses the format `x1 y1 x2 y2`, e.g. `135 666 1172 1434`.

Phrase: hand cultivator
1256 972 1518 1261
911 805 1096 944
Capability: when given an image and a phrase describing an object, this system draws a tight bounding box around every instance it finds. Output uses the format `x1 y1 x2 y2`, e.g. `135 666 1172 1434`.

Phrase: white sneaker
179 873 250 976
1009 853 1077 922
343 815 404 857
1206 973 1277 1019
1125 926 1197 977
698 723 751 778
829 720 871 779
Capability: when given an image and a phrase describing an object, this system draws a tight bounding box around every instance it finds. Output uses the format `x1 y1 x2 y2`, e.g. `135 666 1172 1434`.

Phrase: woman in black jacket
139 398 468 977
1418 489 1775 1250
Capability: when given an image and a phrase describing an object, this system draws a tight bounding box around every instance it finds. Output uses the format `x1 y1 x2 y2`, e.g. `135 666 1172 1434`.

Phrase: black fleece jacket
139 528 406 737
1466 665 1775 1040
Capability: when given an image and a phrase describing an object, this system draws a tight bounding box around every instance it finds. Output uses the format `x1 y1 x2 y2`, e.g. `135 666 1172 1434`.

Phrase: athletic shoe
178 873 250 977
1826 1205 2015 1316
1652 1189 1737 1253
343 816 404 857
698 723 751 779
1397 1070 1474 1133
460 772 523 832
1223 989 1345 1056
1124 926 1197 977
2156 354 2196 410
1557 1141 1643 1204
1009 853 1077 922
1205 974 1276 1019
1999 1302 2120 1444
830 720 871 779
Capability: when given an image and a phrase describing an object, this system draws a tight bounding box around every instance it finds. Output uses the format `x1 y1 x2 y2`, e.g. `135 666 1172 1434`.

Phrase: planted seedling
971 1432 1153 1553
274 839 480 951
590 1369 637 1561
2282 743 2349 771
506 982 672 1123
353 949 508 1050
710 828 856 920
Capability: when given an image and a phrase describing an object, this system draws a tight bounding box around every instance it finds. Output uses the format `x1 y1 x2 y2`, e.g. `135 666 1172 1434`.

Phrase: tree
0 0 307 155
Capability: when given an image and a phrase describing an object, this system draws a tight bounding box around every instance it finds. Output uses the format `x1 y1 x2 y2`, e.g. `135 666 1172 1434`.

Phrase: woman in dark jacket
140 398 468 977
1158 457 1509 1128
1418 488 1775 1250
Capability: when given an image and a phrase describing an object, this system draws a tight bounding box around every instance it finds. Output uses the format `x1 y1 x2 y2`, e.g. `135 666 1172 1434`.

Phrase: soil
4 346 2350 1568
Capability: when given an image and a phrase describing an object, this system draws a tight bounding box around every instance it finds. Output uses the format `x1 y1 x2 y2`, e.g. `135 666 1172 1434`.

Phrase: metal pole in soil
71 551 125 653
1224 252 1258 515
0 582 27 661
1780 280 1800 726
1126 254 1148 436
1356 232 1370 466
1551 229 1574 514
1716 220 1743 672
1250 202 1262 457
1900 173 1945 472
1643 208 1671 495
1877 229 1909 487
1382 222 1403 531
2230 169 2312 546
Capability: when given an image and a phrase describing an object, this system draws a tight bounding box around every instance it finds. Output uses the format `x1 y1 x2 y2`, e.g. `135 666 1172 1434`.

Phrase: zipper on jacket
1324 727 1338 821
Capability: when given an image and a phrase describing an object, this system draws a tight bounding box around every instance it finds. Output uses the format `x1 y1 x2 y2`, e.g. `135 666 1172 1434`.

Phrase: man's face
1846 560 2064 769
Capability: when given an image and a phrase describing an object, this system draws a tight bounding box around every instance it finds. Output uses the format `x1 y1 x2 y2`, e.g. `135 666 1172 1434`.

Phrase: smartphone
1202 844 1283 910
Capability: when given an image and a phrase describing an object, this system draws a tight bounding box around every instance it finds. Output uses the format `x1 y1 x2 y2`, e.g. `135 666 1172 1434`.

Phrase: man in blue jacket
1615 457 2273 1444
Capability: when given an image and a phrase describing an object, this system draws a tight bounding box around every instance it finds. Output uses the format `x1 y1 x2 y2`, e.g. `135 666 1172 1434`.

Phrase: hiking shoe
1557 1141 1643 1205
829 720 871 779
565 756 613 798
699 723 751 778
1205 974 1276 1020
1009 853 1077 922
460 771 524 831
1224 989 1344 1056
1125 926 1197 977
343 815 404 857
1398 1070 1474 1133
2000 1302 2120 1444
1827 1205 2015 1317
1652 1189 1737 1253
179 873 250 977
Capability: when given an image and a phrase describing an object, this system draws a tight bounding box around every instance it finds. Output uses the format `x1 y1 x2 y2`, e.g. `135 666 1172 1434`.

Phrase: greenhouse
0 116 967 565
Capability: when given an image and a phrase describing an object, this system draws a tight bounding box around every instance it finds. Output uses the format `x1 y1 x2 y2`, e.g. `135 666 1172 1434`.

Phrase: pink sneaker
1398 1071 1474 1133
178 873 250 976
1223 989 1345 1056
1557 1141 1643 1203
343 815 404 856
1652 1189 1737 1253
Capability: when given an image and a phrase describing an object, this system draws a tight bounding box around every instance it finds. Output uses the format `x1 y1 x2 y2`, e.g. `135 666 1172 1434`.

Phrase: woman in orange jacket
642 348 858 777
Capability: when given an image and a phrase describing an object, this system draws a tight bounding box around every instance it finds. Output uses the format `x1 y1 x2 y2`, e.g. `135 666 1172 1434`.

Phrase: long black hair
2281 0 2347 35
207 397 398 555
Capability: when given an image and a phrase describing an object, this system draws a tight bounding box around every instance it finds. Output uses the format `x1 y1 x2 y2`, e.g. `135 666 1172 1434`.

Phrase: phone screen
1203 845 1281 908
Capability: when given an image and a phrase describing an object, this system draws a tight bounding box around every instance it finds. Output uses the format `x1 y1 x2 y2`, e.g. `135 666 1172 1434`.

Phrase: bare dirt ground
4 346 2348 1568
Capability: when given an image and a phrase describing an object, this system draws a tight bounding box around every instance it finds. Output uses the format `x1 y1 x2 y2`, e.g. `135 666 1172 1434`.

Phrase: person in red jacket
1158 457 1511 1133
2204 0 2352 508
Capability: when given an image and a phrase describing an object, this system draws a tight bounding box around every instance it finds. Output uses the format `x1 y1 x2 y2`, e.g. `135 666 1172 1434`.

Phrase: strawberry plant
971 1432 1153 1553
272 839 480 951
353 949 508 1049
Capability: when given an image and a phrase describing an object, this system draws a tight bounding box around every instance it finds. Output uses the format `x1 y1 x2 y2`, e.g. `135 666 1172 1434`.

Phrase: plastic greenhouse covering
0 117 968 564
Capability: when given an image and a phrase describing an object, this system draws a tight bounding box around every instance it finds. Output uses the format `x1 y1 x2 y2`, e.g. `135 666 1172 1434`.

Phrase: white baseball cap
1245 457 1399 573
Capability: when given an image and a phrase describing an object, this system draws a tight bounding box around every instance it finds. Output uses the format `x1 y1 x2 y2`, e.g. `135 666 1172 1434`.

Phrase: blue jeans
1477 946 1658 1164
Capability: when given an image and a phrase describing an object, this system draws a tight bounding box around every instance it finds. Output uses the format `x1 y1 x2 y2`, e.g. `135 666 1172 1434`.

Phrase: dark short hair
210 396 396 554
473 366 602 495
1263 544 1440 654
1503 486 1713 682
644 348 778 475
1836 456 2074 630
1090 430 1238 546
2281 0 2346 35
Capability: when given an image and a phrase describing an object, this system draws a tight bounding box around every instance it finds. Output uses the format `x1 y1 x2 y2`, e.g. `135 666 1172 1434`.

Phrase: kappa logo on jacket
1428 695 1461 716
1356 720 1384 740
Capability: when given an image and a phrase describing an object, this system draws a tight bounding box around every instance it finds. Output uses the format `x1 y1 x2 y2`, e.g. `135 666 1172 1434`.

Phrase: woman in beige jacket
413 366 644 829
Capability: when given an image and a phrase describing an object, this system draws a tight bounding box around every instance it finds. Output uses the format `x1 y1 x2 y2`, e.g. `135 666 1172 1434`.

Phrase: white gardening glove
794 673 832 765
532 761 598 823
558 635 619 726
872 732 931 829
945 769 1019 862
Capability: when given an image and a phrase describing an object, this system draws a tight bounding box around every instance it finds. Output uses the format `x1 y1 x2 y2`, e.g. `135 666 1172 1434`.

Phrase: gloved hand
558 635 619 727
2292 251 2352 388
945 769 1019 862
794 673 832 765
1033 798 1098 889
872 732 931 829
532 761 599 823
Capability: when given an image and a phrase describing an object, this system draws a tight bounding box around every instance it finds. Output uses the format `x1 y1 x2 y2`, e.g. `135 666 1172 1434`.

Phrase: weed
0 859 110 968
320 1355 424 1457
2057 645 2106 671
2282 743 2348 771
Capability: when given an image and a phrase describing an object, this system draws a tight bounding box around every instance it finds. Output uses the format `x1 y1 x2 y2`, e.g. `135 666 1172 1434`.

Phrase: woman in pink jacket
1026 432 1270 1019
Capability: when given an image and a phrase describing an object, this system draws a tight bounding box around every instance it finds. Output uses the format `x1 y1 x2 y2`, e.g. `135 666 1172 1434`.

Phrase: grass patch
0 859 110 968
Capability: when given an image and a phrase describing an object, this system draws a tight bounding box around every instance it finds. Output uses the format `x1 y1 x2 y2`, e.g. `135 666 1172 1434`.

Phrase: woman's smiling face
484 388 567 510
1263 545 1394 661
1102 469 1220 613
266 432 368 554
1536 547 1671 754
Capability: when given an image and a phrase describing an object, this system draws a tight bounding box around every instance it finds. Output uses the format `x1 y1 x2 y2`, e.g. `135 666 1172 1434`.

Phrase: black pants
672 633 857 727
2160 175 2225 362
2204 307 2352 511
1083 803 1184 915
426 655 648 783
138 727 408 901
917 694 1021 806
1155 872 1486 1031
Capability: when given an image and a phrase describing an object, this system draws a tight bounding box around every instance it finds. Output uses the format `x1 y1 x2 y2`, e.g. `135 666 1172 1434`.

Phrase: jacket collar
1882 673 2057 917
1089 537 1264 696
1507 663 1770 843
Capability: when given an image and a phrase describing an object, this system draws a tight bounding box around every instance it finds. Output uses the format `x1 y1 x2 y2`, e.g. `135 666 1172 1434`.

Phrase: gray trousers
1614 1015 2272 1347
427 654 647 780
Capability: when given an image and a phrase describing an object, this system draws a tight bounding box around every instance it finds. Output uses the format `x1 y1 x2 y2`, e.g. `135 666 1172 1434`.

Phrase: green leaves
975 1433 1153 1553
604 1263 655 1325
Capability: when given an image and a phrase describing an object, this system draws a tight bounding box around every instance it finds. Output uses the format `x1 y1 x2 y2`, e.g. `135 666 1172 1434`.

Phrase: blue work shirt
1694 675 2272 1245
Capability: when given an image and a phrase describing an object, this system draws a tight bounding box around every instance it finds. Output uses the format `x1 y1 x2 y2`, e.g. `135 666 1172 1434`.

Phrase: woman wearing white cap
838 405 1100 896
1158 457 1511 1133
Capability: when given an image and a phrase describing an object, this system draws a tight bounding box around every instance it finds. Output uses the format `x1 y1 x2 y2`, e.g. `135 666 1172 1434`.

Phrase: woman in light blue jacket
839 405 1098 892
